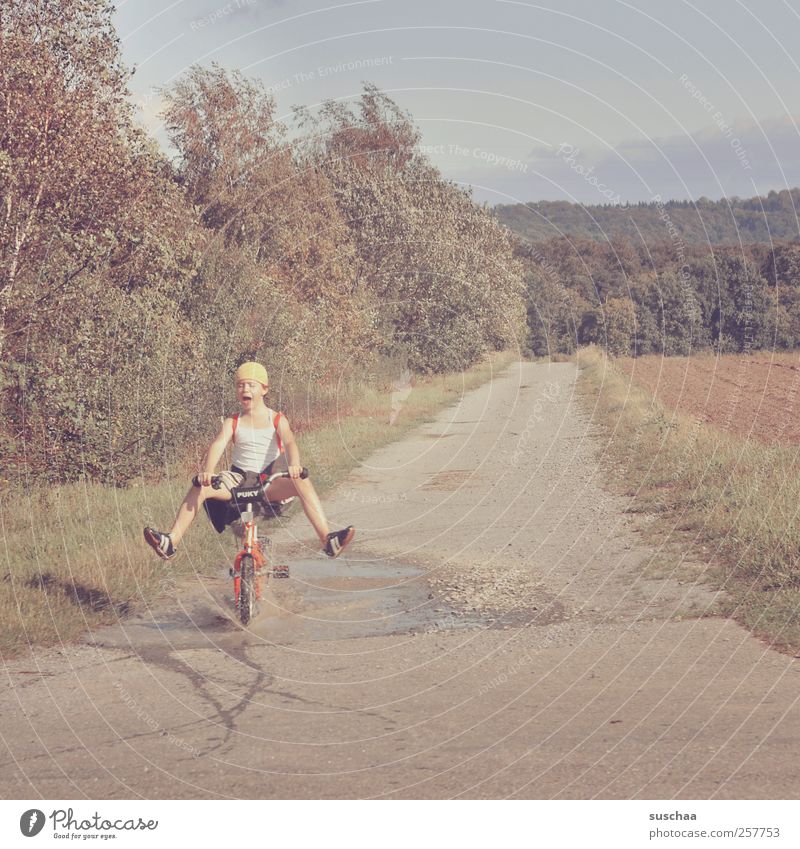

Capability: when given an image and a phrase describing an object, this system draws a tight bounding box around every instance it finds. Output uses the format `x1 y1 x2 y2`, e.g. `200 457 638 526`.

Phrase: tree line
496 190 800 245
0 0 525 486
520 234 800 358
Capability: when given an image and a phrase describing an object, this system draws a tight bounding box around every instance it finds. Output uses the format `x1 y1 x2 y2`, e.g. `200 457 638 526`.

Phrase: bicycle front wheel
239 554 256 625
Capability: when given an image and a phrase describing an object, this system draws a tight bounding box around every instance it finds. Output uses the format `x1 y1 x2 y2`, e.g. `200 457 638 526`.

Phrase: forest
498 189 800 359
517 232 800 359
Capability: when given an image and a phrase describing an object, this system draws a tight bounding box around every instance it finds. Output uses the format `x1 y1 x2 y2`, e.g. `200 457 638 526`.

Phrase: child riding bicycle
144 362 355 561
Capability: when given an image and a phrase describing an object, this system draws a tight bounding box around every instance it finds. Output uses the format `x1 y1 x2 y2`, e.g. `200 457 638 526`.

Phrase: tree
633 270 706 356
161 64 383 421
523 259 582 356
0 0 195 358
163 64 362 309
294 82 420 171
0 0 201 484
297 86 526 372
602 297 636 356
715 255 771 352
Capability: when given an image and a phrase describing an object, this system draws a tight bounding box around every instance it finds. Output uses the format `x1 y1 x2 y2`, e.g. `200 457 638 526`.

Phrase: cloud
507 114 800 205
530 116 800 203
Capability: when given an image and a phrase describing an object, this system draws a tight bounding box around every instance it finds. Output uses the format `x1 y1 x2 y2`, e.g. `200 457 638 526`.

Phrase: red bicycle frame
232 513 267 605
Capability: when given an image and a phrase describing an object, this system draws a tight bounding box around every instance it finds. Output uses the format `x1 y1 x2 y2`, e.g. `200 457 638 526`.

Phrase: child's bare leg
169 484 231 546
265 477 330 543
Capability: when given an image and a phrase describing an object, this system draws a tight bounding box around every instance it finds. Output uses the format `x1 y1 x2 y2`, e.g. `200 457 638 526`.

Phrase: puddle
248 552 488 642
84 553 497 650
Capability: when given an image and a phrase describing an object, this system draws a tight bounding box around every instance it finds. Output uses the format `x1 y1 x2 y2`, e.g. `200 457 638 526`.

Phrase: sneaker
143 527 176 561
324 526 355 558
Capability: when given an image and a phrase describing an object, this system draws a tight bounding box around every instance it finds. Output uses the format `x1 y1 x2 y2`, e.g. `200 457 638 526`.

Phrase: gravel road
1 361 798 799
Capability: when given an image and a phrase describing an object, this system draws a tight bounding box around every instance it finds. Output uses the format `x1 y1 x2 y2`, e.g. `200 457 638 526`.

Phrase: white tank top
229 412 283 472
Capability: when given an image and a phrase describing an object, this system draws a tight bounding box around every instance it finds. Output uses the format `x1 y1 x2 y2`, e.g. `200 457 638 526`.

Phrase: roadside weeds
576 346 800 655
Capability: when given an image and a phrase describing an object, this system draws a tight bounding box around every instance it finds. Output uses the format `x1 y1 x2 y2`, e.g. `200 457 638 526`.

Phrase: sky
115 0 800 205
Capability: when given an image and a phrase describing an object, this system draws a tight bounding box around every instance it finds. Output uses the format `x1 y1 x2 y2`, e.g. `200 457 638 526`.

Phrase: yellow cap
234 362 269 387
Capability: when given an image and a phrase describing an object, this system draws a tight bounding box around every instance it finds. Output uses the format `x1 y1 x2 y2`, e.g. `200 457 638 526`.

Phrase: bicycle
192 467 309 625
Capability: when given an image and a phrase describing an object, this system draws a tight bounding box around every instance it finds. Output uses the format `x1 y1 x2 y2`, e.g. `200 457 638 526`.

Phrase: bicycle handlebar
192 468 309 489
191 469 310 489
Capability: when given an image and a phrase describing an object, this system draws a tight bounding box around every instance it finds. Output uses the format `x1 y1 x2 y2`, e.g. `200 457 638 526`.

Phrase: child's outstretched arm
277 415 302 478
197 417 234 486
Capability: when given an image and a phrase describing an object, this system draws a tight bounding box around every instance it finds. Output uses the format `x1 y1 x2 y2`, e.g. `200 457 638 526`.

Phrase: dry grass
0 350 517 658
577 346 800 653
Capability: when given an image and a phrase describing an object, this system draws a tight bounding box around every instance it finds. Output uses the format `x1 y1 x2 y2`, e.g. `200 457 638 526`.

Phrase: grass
577 345 800 653
0 350 519 658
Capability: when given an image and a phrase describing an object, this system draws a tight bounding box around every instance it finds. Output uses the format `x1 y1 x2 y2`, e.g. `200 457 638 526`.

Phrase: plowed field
616 352 800 445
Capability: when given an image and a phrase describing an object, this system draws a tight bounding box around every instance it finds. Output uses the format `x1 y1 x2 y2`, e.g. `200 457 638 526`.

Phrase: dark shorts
217 457 286 492
203 457 290 534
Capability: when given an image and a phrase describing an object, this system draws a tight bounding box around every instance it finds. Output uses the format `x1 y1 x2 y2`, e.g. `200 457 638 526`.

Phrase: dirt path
1 361 798 799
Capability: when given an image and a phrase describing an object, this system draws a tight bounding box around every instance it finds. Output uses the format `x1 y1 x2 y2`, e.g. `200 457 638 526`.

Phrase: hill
495 188 800 245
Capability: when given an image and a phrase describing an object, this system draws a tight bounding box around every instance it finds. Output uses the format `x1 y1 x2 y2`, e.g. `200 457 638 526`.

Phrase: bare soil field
616 352 800 444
